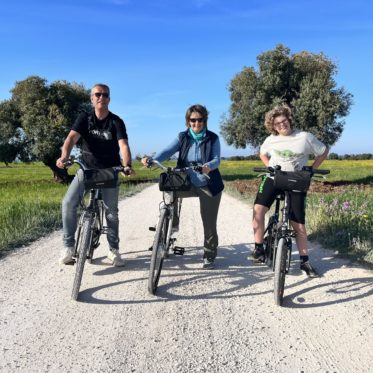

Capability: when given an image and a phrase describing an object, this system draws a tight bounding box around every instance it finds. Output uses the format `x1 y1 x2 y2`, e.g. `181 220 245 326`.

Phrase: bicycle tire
71 215 94 300
148 208 169 295
274 237 288 306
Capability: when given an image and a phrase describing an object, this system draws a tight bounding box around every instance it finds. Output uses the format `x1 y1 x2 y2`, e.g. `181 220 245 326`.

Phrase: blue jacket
154 129 224 196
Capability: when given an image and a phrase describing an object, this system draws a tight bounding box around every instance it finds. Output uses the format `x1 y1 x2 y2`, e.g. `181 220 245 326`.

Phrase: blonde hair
264 105 293 135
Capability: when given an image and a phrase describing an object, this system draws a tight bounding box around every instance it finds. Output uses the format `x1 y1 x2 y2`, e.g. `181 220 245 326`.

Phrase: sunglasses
189 118 204 123
93 92 109 98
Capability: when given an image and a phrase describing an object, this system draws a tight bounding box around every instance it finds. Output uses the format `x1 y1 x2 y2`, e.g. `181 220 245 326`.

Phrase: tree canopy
220 44 353 149
0 76 90 180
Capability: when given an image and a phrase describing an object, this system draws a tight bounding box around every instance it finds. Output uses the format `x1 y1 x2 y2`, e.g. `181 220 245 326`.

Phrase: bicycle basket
83 168 118 189
159 171 191 192
273 170 311 192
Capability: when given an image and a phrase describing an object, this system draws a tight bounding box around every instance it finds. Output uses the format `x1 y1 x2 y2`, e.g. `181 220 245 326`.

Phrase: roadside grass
0 162 149 255
1 159 372 263
306 188 373 264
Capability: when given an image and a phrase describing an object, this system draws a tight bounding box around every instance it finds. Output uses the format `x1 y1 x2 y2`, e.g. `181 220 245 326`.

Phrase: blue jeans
62 169 120 249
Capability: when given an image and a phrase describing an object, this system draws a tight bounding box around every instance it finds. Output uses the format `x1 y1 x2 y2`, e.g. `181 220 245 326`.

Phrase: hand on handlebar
121 166 135 177
141 156 153 167
56 157 71 169
202 164 211 175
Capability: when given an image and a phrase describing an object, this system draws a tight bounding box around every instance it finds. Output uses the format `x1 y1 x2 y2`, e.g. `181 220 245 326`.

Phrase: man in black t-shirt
56 83 134 266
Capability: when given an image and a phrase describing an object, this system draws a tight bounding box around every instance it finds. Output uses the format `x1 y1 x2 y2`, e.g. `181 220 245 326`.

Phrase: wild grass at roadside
0 179 147 255
306 188 373 264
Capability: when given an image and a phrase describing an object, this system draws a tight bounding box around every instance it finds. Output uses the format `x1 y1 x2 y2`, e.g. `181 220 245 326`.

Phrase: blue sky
1 0 372 156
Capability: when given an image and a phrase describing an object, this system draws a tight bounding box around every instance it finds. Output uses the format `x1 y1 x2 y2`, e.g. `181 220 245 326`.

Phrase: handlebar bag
159 171 191 192
273 170 311 192
83 168 118 189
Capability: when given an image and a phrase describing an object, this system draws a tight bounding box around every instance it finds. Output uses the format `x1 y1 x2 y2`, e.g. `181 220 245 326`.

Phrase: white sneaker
107 249 125 267
59 247 74 264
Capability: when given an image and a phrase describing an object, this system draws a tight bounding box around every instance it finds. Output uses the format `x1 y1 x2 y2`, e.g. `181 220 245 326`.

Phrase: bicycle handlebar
146 159 209 178
253 166 330 176
63 159 131 175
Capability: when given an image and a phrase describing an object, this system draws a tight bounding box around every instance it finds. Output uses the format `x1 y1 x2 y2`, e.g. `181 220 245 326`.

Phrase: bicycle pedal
149 226 156 231
173 246 185 255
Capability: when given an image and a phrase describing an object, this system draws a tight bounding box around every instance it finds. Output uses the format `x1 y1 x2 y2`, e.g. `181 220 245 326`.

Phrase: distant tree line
224 153 373 161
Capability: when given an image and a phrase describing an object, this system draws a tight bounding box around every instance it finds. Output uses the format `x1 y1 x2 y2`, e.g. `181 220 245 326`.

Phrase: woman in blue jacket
142 104 224 269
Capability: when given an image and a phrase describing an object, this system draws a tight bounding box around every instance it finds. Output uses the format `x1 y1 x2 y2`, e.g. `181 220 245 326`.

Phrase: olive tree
220 44 353 149
0 76 90 181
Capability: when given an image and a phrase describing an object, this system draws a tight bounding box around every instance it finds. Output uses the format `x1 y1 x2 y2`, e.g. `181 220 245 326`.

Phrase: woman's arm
203 137 221 174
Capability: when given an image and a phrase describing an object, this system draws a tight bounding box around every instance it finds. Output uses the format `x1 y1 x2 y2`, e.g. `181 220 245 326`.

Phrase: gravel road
1 184 372 373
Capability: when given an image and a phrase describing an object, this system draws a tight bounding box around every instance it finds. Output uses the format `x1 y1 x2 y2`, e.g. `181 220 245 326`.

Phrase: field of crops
1 160 372 264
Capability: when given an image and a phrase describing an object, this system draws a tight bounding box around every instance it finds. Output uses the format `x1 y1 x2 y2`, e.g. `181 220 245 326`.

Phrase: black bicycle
254 166 330 306
64 159 127 301
146 159 206 295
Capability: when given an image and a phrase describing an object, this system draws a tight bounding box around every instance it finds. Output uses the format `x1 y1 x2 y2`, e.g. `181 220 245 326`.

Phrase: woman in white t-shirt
252 105 329 277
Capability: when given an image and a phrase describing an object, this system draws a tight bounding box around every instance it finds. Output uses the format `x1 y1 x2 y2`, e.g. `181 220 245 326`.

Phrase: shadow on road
77 243 373 308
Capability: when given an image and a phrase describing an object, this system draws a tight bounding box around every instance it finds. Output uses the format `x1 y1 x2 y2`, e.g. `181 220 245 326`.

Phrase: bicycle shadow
77 243 373 307
283 277 373 308
77 243 274 304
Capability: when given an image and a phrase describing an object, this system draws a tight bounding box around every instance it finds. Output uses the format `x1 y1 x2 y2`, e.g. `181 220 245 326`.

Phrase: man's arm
118 138 135 175
56 130 81 169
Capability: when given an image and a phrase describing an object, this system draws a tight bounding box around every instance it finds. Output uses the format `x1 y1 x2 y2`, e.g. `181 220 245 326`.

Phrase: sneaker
300 261 319 278
59 247 74 265
107 249 125 267
203 257 215 269
252 246 265 262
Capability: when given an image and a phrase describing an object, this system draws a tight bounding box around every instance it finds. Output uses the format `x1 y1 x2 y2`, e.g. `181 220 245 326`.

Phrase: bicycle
64 159 127 301
145 159 206 295
253 166 330 306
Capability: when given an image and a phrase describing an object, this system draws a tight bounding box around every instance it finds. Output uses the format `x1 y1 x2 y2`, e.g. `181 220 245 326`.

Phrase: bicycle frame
75 188 105 260
272 190 294 273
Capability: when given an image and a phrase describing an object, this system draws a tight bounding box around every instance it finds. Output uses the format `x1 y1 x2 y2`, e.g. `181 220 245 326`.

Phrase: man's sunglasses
93 92 109 98
190 118 204 123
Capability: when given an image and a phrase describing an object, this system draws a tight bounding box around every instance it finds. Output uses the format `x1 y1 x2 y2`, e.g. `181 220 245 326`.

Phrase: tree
220 44 353 149
0 76 90 181
0 100 28 166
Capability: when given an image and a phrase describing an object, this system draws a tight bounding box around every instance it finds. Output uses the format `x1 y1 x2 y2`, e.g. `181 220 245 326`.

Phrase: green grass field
1 160 372 264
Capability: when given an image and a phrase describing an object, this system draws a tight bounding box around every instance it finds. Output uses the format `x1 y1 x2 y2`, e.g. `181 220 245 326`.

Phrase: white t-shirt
260 129 327 171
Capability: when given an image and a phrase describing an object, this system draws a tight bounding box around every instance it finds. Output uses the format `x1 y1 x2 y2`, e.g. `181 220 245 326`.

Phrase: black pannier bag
83 168 118 189
159 172 191 192
273 170 311 192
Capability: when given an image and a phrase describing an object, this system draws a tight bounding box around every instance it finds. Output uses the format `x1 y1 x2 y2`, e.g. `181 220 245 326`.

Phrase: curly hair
185 104 209 128
264 104 293 135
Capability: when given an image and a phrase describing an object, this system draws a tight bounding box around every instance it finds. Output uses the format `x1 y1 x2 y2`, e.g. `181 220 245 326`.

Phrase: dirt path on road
1 184 372 372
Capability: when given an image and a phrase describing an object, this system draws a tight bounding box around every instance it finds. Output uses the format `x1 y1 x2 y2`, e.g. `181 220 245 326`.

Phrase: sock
300 255 309 264
255 243 264 251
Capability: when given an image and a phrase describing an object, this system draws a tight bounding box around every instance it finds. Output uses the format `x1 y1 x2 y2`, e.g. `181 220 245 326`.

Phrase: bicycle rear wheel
273 238 288 306
148 208 170 295
71 214 94 300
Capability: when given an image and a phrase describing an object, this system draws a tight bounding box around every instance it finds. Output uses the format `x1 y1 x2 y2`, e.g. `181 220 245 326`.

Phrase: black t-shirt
72 111 128 168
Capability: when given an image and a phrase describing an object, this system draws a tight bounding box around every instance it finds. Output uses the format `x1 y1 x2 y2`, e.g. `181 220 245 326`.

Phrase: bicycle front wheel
273 238 288 306
264 224 276 268
71 214 94 301
148 208 169 295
